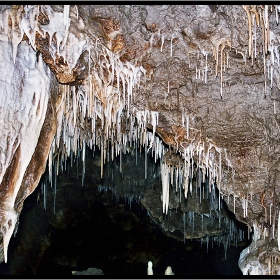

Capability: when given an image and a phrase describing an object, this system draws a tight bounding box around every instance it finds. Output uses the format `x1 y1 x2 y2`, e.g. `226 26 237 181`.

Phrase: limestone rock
0 4 279 274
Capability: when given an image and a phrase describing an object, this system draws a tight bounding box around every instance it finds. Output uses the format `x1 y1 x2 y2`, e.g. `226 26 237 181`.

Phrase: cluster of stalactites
45 25 161 193
158 111 235 215
0 4 237 217
211 38 231 98
3 4 238 219
158 162 247 260
0 5 74 65
10 4 162 215
161 127 234 215
242 5 280 98
200 218 246 258
50 83 159 180
188 5 280 101
239 218 280 275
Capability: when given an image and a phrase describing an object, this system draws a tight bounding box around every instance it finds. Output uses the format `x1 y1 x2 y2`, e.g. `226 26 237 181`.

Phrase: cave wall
0 4 280 274
0 39 58 263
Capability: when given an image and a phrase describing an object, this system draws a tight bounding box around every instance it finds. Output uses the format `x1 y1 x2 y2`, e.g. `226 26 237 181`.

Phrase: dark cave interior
0 145 250 276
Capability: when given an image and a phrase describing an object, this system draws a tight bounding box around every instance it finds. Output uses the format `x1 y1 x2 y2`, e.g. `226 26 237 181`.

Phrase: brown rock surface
0 4 280 274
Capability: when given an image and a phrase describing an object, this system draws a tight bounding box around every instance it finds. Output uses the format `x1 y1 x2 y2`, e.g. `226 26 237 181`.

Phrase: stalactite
101 138 104 178
53 159 57 215
278 209 280 251
242 5 253 58
170 34 173 57
1 5 272 266
161 162 170 214
192 211 195 237
270 203 273 225
43 180 46 210
82 140 85 186
183 212 186 244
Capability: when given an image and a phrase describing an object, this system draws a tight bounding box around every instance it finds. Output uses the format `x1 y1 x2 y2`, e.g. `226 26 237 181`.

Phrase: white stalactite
278 209 280 251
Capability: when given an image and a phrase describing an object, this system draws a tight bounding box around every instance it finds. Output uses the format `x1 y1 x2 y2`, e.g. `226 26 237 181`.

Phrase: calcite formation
0 4 280 275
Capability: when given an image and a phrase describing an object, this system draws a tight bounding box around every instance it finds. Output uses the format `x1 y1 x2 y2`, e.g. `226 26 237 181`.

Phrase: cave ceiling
0 4 279 275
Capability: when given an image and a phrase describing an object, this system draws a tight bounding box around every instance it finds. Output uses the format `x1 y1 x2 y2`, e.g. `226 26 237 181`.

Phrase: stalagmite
147 261 153 275
164 266 174 275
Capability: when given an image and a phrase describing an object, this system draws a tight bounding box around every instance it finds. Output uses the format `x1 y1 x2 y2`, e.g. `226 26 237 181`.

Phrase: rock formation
0 4 280 275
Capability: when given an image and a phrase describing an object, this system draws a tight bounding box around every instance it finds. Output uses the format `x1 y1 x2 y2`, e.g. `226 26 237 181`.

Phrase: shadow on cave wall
0 145 250 276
